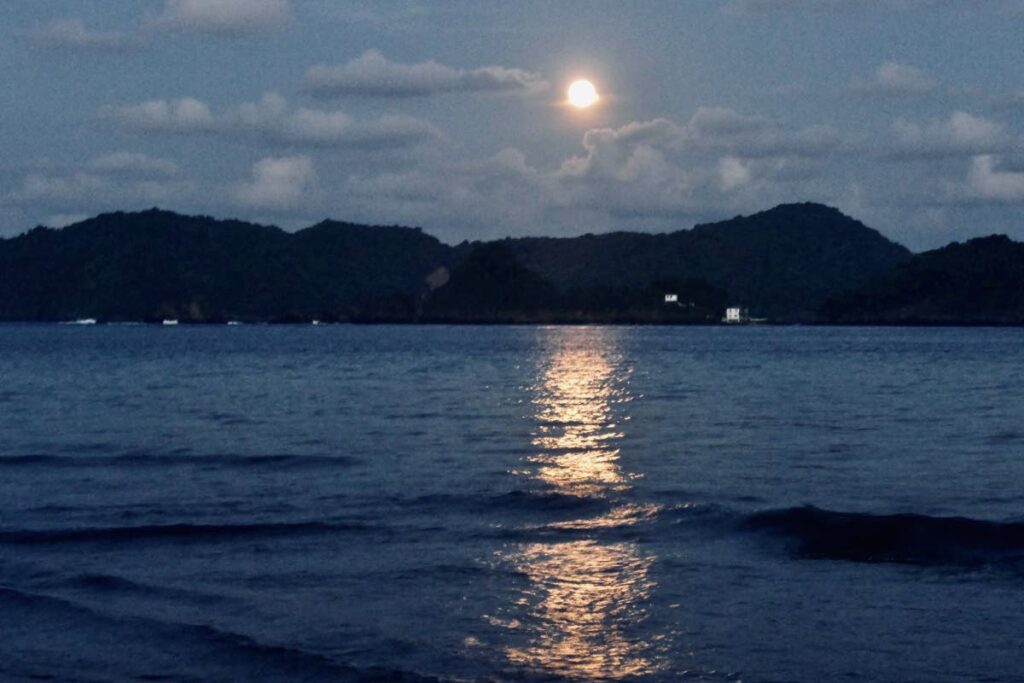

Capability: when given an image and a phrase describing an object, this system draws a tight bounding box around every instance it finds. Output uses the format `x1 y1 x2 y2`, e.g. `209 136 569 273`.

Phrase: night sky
2 0 1024 249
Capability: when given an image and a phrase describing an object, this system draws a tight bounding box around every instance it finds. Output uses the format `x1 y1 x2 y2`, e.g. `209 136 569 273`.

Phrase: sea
1 323 1023 683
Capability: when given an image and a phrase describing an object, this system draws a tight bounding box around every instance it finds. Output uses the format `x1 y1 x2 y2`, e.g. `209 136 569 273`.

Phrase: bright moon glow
567 79 599 108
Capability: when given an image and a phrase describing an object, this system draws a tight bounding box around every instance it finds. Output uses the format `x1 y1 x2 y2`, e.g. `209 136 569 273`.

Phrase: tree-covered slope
500 203 911 320
0 202 920 323
0 209 449 322
820 235 1024 324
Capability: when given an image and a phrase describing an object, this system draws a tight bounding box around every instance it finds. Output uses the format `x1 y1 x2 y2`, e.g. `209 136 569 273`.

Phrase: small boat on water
162 319 179 326
63 318 97 325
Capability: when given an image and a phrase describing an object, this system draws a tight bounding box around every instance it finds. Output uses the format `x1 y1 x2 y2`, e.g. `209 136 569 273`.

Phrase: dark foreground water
1 324 1023 682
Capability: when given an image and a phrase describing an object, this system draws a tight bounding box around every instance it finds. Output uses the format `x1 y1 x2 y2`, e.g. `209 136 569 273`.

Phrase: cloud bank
103 94 441 149
888 111 1010 158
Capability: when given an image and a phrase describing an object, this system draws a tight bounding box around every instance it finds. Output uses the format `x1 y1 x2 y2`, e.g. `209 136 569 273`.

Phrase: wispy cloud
304 50 549 99
850 62 936 97
11 152 189 208
88 152 179 178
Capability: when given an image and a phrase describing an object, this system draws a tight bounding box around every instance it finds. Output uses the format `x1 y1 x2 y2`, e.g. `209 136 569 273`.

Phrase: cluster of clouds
9 94 1024 240
10 0 1024 246
888 111 1010 158
103 93 442 150
8 151 192 230
216 107 855 233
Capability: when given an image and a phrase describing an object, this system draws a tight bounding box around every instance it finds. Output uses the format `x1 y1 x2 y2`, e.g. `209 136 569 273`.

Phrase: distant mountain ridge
2 202 1008 324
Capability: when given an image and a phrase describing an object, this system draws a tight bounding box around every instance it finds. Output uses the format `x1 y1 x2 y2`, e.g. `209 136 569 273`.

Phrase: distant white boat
62 318 97 325
227 321 241 326
162 319 179 326
311 320 321 326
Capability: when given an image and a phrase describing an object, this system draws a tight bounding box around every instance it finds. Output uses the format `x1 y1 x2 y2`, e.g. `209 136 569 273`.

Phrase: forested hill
497 203 910 320
819 235 1024 325
0 209 451 322
0 203 916 323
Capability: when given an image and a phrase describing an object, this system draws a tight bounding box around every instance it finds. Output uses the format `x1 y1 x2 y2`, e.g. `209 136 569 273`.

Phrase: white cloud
15 171 187 207
234 155 316 209
560 108 841 174
304 49 549 98
106 98 215 132
6 152 190 212
329 111 845 239
154 0 290 34
851 62 936 97
718 156 752 190
20 172 108 203
889 111 1008 158
228 93 442 148
103 93 441 149
967 155 1024 202
27 17 137 51
43 213 89 228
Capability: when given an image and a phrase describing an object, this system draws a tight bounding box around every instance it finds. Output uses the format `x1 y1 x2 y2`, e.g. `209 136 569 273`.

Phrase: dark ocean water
1 324 1023 682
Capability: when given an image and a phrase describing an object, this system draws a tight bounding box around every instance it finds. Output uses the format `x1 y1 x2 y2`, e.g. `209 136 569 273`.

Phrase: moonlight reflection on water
500 327 666 679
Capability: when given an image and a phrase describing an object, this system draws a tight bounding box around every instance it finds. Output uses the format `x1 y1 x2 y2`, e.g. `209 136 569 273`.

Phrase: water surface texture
2 325 1023 682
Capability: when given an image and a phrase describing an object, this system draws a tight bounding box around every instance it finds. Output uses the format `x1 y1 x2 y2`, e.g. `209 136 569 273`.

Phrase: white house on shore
723 307 749 323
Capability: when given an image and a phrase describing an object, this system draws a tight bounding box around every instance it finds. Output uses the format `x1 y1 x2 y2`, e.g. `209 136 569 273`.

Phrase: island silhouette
2 202 1020 325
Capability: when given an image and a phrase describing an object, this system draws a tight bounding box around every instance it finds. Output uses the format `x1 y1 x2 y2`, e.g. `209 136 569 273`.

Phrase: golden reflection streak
500 328 664 680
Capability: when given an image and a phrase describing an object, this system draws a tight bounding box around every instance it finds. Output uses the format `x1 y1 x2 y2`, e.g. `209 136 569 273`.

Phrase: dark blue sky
2 0 1023 249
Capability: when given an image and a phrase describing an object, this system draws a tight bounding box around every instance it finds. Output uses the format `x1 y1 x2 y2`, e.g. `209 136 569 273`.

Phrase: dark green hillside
501 203 910 320
820 235 1024 324
0 202 922 323
422 244 726 323
422 243 560 322
0 209 449 322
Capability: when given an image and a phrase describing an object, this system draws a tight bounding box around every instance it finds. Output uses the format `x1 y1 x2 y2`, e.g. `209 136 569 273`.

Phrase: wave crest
746 505 1024 567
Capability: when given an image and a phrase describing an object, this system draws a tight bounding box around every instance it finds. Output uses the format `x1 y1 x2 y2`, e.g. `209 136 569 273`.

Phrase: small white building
723 306 748 323
664 293 678 303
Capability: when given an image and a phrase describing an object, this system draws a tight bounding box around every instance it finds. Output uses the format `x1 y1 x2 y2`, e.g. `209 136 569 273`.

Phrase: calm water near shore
1 324 1023 682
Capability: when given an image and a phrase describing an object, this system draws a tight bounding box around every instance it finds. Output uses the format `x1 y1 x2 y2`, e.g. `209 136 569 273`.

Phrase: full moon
567 79 599 108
